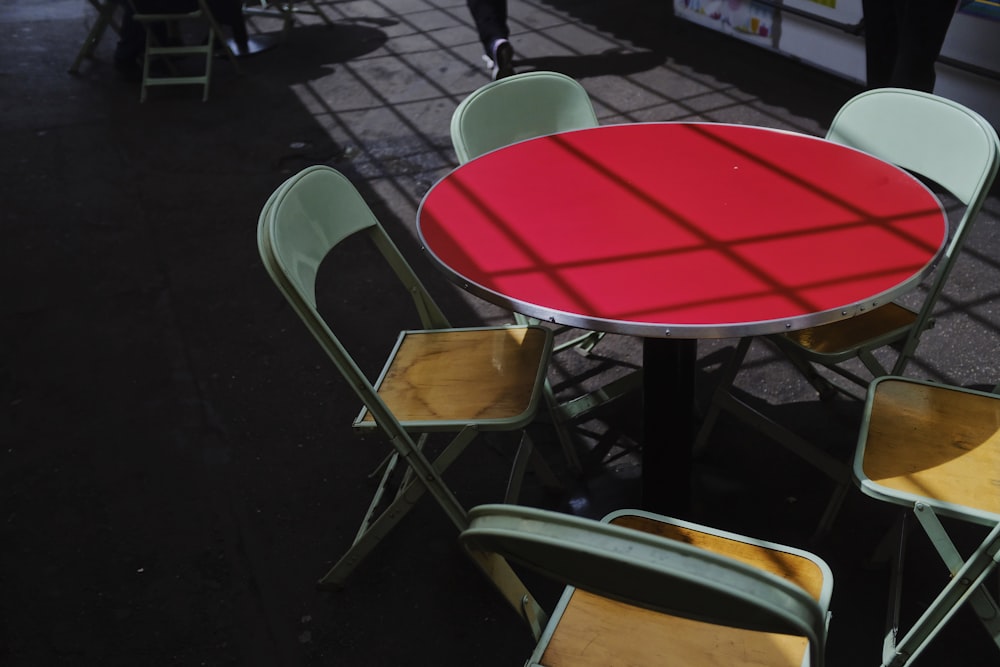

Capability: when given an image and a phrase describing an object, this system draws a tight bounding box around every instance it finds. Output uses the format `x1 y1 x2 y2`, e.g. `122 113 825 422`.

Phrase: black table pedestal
641 337 696 517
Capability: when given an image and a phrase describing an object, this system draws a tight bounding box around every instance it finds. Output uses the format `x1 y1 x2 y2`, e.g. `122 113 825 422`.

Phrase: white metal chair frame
854 376 1000 667
133 0 240 102
258 166 562 593
461 504 833 667
450 71 639 473
694 88 1000 541
450 72 604 353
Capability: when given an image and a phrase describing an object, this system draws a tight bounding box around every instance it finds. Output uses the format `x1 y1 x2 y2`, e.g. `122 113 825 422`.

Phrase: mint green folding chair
258 165 561 590
461 504 833 667
451 71 618 471
450 70 604 357
132 0 240 102
695 88 1000 540
854 376 1000 667
450 70 599 164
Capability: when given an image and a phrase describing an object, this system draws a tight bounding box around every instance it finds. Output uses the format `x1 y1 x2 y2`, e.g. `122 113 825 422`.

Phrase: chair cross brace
882 504 1000 667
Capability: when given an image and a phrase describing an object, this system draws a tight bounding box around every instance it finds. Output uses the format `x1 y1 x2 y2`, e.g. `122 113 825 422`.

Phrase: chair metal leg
463 549 547 636
196 0 241 72
811 480 850 544
881 511 911 662
694 337 852 540
505 430 564 503
912 505 1000 645
693 336 752 456
317 427 478 589
543 379 582 474
883 515 1000 666
780 343 840 401
529 446 563 492
69 0 121 73
318 452 421 589
201 29 214 101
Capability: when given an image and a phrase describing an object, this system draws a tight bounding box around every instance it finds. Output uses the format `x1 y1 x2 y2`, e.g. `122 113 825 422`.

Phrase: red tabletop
418 122 947 339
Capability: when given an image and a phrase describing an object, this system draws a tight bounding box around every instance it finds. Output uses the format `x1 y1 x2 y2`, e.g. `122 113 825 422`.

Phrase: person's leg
204 0 249 55
466 0 514 78
891 0 958 92
861 0 900 89
466 0 508 55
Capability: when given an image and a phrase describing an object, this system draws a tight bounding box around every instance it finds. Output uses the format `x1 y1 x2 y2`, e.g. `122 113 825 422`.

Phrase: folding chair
854 376 1000 667
694 88 1000 539
451 71 600 165
69 0 124 74
257 165 562 590
450 73 603 354
461 504 833 666
132 0 241 102
451 71 621 471
242 0 332 43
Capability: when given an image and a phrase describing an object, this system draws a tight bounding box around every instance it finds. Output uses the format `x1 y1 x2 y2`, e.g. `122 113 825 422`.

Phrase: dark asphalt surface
4 0 1000 664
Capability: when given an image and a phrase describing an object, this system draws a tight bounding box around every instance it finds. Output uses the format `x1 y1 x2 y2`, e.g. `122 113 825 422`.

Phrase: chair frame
450 71 638 473
694 88 1000 541
450 70 600 165
69 0 124 74
133 0 240 102
450 71 604 358
854 376 1000 667
258 166 560 595
461 504 833 667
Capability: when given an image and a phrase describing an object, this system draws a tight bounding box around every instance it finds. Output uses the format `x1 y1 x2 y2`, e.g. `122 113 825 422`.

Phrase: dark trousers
862 0 958 92
466 0 508 56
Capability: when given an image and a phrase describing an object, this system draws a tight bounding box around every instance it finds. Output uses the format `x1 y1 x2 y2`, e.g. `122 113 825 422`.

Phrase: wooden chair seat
540 514 829 667
357 327 549 428
860 378 1000 515
778 302 917 358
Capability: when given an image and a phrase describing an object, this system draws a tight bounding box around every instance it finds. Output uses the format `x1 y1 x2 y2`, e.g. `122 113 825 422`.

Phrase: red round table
417 122 947 513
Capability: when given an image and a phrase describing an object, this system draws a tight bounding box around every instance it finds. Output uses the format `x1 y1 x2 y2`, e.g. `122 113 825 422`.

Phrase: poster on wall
673 0 776 42
959 0 1000 21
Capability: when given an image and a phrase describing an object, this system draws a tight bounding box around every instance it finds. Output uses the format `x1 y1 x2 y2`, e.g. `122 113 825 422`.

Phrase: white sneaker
482 39 515 80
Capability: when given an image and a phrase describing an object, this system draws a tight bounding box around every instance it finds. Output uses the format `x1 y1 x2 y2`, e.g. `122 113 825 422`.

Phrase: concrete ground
3 0 1000 665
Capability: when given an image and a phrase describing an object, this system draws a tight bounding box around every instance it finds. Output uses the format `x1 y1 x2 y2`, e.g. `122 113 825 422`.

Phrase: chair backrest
826 87 998 209
825 88 1000 371
258 165 449 327
460 504 828 667
450 71 599 164
256 165 449 440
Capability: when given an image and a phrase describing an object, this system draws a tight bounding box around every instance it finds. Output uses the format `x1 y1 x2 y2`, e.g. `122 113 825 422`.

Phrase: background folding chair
460 504 833 667
854 376 1000 667
69 0 123 74
258 165 562 590
694 88 1000 539
132 0 241 102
